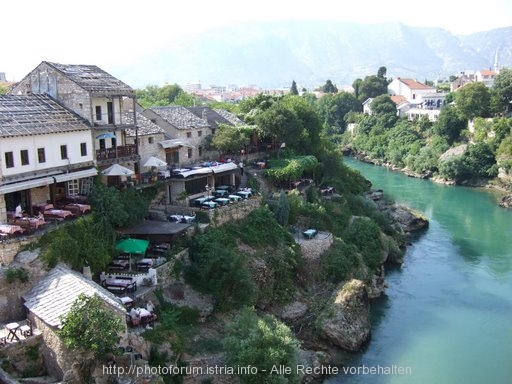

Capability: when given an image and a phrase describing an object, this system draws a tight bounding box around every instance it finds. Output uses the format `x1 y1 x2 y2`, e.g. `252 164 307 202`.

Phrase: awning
0 177 54 194
159 139 195 149
53 168 98 183
210 162 238 174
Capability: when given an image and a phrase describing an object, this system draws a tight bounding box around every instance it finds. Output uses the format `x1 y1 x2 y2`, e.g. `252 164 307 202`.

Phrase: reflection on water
325 158 512 384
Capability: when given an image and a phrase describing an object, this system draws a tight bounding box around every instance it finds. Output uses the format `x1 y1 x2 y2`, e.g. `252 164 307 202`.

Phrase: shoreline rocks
317 279 371 352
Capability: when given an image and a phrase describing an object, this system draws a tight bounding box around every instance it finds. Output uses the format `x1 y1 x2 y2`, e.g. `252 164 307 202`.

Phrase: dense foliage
58 294 124 358
223 307 301 384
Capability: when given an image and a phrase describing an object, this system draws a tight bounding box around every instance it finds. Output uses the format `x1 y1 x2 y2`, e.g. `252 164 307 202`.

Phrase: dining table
5 322 20 342
0 224 25 235
12 216 45 231
33 202 54 212
63 203 91 214
43 209 74 219
102 276 137 293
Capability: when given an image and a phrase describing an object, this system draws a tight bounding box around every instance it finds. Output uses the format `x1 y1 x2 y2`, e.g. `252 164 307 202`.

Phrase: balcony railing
96 145 137 161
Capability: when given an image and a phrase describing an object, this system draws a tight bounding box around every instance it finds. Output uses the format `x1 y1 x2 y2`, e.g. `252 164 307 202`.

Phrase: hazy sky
3 0 512 83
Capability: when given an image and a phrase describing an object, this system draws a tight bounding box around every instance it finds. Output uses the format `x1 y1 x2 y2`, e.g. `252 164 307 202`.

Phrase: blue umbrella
96 133 116 139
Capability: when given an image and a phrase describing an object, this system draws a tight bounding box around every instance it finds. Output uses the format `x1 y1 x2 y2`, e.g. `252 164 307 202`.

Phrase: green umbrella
115 238 149 254
115 238 149 272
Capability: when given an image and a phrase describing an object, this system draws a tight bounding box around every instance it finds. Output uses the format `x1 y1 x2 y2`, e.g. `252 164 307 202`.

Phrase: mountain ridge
112 21 512 89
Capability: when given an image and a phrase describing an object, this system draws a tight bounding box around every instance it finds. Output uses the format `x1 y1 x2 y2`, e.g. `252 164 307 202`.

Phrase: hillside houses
0 94 96 222
0 61 246 223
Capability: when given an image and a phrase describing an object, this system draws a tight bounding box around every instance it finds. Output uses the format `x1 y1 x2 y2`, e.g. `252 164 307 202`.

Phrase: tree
352 78 363 100
358 74 388 102
281 95 323 155
455 82 490 120
223 307 301 384
316 92 361 134
255 103 302 150
275 191 290 226
370 94 396 116
211 124 252 155
59 294 124 358
377 66 387 79
136 83 184 108
432 105 466 144
0 83 9 95
491 68 512 114
186 230 255 310
321 79 338 93
289 80 298 95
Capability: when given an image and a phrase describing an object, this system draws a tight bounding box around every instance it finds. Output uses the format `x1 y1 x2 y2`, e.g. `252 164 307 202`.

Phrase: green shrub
223 307 301 384
323 239 362 283
5 267 29 284
344 218 383 272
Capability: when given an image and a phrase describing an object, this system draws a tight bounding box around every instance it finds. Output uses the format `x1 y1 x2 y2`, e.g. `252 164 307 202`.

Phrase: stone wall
0 236 40 266
209 198 260 227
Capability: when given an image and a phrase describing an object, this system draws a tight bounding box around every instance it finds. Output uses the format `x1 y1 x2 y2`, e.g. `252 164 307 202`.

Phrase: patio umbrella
115 238 149 254
115 238 149 272
101 164 134 176
96 133 116 139
143 156 167 168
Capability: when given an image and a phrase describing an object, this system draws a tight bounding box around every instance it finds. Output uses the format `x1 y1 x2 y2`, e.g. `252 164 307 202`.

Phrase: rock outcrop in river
317 279 371 352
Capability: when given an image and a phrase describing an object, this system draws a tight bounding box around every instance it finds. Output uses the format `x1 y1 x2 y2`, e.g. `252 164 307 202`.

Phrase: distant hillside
114 21 512 89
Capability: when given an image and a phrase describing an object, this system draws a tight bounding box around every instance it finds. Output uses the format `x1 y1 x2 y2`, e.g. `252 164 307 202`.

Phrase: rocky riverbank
345 150 512 208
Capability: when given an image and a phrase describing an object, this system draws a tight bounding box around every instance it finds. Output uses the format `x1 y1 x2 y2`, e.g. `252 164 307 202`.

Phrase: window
67 179 79 196
148 137 154 144
37 148 46 163
198 130 202 137
5 152 14 168
186 132 192 138
198 146 203 157
60 145 68 160
95 106 102 121
80 142 87 157
187 148 193 159
20 150 29 165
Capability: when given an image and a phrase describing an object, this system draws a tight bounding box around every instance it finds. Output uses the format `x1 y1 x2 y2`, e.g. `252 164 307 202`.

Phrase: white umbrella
143 156 167 168
101 164 134 176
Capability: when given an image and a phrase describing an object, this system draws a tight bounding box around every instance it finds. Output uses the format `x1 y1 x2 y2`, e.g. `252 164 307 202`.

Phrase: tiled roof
187 107 233 129
478 69 496 76
398 78 434 90
390 95 409 106
0 94 90 137
22 264 125 328
213 109 245 126
44 61 134 95
150 106 209 130
124 111 165 137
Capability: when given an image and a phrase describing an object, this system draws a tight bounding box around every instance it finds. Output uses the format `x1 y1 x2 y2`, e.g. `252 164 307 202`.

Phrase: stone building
22 264 127 379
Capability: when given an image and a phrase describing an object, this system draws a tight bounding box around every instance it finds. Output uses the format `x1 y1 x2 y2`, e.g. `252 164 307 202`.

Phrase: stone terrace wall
209 198 260 227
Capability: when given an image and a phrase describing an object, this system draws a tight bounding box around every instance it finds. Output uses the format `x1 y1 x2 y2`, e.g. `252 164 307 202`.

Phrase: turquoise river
325 157 512 384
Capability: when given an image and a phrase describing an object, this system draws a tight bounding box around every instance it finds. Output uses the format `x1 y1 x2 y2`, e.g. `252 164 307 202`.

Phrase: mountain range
112 21 512 90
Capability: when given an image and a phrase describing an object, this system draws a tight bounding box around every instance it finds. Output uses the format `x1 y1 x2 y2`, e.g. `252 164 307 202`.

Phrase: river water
325 157 512 384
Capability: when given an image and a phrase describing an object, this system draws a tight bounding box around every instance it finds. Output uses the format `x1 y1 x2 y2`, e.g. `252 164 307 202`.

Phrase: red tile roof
398 78 434 90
